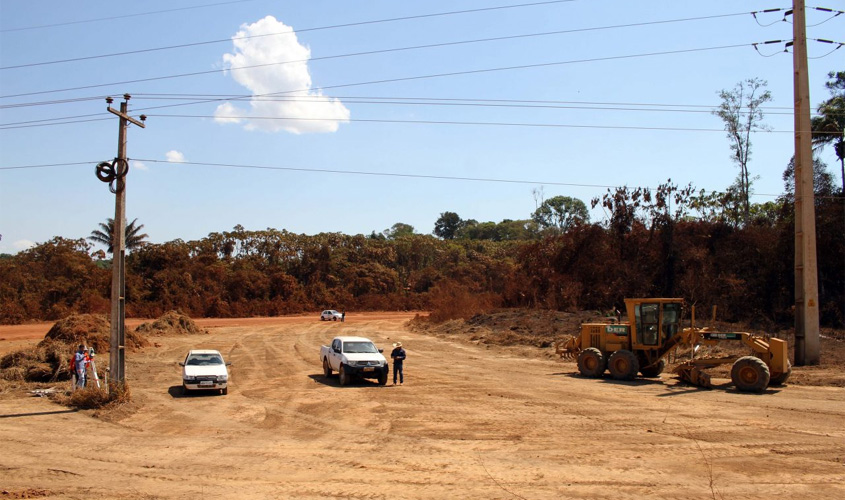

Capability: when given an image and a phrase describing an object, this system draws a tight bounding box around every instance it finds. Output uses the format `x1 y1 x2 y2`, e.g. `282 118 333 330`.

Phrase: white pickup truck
320 336 389 386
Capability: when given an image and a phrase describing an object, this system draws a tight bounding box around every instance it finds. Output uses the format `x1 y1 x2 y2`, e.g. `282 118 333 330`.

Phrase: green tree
713 78 772 223
383 223 415 240
433 212 463 240
531 195 589 232
811 71 845 193
88 218 149 253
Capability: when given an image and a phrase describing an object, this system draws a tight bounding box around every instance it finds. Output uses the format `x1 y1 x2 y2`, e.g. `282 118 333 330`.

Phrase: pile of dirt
133 310 207 336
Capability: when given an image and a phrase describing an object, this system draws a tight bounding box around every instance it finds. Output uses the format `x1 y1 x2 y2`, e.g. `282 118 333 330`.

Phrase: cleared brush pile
0 314 147 382
133 310 207 336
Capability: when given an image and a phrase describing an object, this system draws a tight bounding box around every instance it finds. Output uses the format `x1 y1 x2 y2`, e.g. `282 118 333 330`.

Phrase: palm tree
811 71 845 193
89 218 149 253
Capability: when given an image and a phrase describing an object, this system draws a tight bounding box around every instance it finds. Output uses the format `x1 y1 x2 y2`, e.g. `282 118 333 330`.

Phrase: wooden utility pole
96 94 145 391
791 0 820 365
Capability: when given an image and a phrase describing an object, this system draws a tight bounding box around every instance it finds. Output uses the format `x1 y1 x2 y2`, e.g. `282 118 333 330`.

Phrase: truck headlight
183 376 196 381
217 375 228 382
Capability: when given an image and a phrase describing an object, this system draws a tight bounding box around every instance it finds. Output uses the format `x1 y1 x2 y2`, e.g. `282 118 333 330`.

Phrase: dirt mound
134 310 207 336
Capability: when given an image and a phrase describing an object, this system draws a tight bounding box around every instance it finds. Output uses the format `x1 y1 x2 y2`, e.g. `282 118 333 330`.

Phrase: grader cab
556 298 791 392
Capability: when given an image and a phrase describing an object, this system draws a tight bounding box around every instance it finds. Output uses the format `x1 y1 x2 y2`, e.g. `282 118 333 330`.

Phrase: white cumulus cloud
214 16 350 134
166 150 186 163
132 160 148 171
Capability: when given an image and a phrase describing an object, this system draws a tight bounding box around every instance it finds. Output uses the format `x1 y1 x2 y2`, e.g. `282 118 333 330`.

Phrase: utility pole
791 0 820 365
96 94 146 392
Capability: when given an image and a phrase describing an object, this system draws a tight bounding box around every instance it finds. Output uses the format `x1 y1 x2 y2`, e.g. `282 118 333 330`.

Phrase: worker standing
72 344 89 390
391 342 406 385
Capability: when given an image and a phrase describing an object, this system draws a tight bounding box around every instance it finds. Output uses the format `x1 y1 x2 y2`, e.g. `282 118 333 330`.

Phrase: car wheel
333 317 337 321
182 385 189 396
339 365 349 387
221 387 228 395
323 358 332 377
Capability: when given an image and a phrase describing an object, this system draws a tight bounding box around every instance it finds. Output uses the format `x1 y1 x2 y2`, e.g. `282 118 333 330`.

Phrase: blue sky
1 0 842 254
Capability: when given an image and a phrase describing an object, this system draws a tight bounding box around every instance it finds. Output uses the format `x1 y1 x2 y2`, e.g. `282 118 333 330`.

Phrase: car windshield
186 354 224 366
343 342 377 354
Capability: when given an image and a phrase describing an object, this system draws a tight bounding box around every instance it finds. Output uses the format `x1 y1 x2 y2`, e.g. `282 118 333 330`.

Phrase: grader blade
674 363 712 389
555 336 581 359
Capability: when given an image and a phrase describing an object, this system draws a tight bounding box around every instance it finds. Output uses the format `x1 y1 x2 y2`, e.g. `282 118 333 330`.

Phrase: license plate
199 381 214 386
363 367 374 372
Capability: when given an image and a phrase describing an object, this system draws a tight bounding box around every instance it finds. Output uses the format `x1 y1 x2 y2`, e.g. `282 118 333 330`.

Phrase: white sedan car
320 310 343 321
179 349 231 395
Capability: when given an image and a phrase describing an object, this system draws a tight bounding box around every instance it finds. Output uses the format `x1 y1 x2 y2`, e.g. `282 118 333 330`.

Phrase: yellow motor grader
556 298 791 392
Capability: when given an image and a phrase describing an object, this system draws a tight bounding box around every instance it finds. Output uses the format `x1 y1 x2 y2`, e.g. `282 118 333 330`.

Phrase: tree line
1 175 841 327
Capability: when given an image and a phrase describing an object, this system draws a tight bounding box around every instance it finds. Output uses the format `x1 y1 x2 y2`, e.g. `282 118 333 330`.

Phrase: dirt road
1 315 844 499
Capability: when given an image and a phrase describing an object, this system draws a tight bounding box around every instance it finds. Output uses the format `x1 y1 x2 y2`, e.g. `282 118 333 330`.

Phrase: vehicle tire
608 350 639 381
577 348 606 377
768 361 792 386
323 358 332 378
221 387 228 395
378 372 388 386
333 317 337 321
640 358 666 378
731 356 771 392
182 385 190 396
339 365 350 387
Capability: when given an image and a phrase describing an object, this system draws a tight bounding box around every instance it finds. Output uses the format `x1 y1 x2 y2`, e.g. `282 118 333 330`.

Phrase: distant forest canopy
1 178 842 328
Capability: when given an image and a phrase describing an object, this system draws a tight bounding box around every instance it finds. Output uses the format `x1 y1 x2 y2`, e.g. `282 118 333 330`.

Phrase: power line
0 0 260 33
0 117 112 130
127 43 754 114
0 8 743 71
133 93 803 111
146 113 796 134
142 96 803 115
0 161 98 170
0 92 804 112
4 159 841 201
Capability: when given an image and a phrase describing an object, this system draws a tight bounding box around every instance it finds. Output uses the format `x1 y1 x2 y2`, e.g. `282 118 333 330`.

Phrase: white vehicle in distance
179 349 231 395
320 310 343 321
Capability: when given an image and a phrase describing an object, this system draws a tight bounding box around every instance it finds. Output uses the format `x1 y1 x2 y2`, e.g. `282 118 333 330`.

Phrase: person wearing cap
390 342 406 385
73 344 89 389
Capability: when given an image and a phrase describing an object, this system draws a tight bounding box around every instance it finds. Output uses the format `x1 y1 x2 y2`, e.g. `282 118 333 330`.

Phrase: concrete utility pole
791 0 820 365
96 94 145 391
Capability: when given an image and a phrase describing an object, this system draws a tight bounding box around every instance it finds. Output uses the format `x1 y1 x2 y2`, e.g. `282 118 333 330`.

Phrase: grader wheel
608 350 639 381
731 356 771 393
769 361 792 386
640 359 666 378
577 348 606 377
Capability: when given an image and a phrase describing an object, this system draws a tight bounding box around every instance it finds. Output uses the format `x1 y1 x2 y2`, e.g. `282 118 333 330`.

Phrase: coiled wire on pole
95 158 129 193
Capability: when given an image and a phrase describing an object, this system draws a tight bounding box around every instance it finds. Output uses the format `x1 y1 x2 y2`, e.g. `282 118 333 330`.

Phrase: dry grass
53 381 131 411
